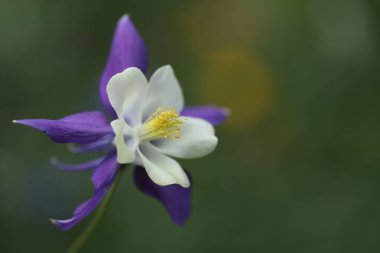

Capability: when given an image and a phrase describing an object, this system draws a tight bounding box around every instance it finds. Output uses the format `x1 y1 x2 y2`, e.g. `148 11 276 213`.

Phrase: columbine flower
14 15 228 231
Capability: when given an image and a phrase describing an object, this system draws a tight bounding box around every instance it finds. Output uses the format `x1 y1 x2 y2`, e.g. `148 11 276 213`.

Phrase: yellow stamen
139 107 186 141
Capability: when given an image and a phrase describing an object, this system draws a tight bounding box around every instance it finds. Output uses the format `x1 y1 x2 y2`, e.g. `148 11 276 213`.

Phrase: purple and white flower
14 15 228 231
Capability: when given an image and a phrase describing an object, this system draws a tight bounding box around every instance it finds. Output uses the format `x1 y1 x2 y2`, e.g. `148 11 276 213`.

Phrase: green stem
65 169 124 253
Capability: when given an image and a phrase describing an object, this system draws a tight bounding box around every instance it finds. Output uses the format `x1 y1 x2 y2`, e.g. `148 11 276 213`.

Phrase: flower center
139 107 186 141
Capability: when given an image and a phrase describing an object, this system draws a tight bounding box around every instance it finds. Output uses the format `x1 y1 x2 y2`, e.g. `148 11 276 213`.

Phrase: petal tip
12 119 26 125
49 218 71 231
120 14 130 20
117 16 130 29
11 119 38 128
162 64 173 70
49 218 57 225
181 182 191 188
11 119 42 128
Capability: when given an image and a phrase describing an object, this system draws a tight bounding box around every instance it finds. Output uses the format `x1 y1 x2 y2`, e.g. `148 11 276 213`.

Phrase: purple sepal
60 111 110 126
181 106 229 126
133 166 192 225
51 151 119 231
14 111 112 144
68 134 114 154
100 15 148 117
50 157 105 172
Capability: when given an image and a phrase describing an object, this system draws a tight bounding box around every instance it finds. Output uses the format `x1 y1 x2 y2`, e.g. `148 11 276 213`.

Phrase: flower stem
65 169 124 253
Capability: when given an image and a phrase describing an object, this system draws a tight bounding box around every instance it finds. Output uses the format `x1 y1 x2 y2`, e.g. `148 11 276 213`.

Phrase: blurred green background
1 0 380 252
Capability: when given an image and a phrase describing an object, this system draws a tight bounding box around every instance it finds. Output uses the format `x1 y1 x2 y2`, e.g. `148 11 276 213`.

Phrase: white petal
137 143 190 187
143 65 184 118
153 117 218 159
106 67 148 126
110 119 136 164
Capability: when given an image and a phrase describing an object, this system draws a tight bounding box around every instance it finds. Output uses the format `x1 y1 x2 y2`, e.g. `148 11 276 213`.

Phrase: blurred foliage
1 0 380 252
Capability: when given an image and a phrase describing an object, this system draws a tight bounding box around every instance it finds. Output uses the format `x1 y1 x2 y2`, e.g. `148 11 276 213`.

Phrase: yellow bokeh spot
197 47 276 129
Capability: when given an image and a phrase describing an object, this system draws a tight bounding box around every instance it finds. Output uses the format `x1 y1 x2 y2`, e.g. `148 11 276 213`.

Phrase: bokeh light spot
197 47 275 129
